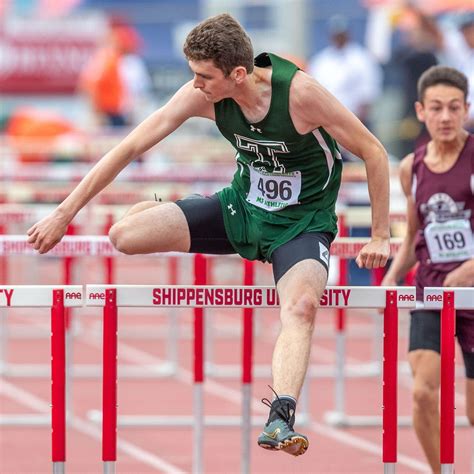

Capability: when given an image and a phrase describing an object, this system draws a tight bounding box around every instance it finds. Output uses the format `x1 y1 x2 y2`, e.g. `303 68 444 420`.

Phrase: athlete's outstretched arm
27 82 213 254
290 72 390 269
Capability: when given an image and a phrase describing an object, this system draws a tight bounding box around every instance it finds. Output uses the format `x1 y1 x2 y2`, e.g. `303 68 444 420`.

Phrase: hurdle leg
440 291 455 474
193 254 207 474
166 256 179 373
241 260 254 474
51 289 66 474
383 290 398 474
103 289 118 474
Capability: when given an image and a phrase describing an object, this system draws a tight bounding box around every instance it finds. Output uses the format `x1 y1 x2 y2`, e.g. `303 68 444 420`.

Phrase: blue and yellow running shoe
257 391 309 456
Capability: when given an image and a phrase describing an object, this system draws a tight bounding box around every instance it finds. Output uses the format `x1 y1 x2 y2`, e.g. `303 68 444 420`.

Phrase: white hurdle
85 276 416 474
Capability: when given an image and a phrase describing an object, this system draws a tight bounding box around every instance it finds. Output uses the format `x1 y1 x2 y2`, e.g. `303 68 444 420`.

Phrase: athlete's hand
355 237 390 269
27 210 70 254
443 260 474 287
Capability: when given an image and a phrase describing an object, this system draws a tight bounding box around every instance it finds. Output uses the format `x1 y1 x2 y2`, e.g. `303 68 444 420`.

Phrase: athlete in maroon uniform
383 66 474 473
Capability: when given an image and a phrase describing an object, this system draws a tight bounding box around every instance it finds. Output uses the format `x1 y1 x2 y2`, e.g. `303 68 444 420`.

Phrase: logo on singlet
319 242 329 267
421 192 470 224
250 125 262 133
234 134 288 173
227 204 237 216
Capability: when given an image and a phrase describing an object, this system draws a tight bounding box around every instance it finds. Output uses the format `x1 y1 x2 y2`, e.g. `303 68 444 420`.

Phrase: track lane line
0 378 186 474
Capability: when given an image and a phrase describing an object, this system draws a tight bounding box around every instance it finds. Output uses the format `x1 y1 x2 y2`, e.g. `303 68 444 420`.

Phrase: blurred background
0 0 473 168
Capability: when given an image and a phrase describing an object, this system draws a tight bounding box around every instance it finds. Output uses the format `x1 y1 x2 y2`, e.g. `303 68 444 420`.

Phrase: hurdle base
104 461 115 474
0 362 177 378
324 411 470 428
52 461 65 474
204 361 384 379
440 464 454 474
383 462 396 474
87 410 310 428
0 414 50 426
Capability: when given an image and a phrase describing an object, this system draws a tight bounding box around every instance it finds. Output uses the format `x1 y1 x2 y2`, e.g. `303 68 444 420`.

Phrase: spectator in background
115 24 154 124
308 15 382 130
79 22 152 128
434 11 474 131
388 8 439 157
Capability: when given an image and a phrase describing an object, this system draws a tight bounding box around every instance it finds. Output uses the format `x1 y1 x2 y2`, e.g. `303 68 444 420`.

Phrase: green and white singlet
215 52 343 262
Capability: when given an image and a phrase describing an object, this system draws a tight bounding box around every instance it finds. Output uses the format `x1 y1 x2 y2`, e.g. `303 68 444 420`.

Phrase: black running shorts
409 309 474 379
175 193 332 284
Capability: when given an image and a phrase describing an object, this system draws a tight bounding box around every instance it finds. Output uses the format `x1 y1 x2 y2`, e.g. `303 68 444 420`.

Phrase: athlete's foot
257 389 309 456
257 417 309 456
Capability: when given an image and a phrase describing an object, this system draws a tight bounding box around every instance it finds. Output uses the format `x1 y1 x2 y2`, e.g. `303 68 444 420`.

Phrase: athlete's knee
108 220 135 255
282 292 319 328
125 200 157 216
412 383 438 414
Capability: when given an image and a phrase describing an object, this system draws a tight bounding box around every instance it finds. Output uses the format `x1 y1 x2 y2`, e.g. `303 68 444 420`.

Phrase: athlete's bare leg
272 259 327 399
408 349 441 474
109 201 191 254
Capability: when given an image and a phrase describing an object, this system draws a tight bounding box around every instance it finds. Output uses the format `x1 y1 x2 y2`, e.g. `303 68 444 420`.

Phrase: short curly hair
418 66 469 103
183 13 254 76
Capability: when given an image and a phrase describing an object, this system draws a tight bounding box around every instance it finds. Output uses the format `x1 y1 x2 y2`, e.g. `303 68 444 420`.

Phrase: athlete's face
189 59 236 102
415 84 469 143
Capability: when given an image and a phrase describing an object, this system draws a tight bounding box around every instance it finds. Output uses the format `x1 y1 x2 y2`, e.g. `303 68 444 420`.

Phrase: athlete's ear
414 101 425 122
232 66 248 84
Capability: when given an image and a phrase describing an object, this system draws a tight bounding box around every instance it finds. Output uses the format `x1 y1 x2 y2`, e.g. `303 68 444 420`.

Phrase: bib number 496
247 167 301 211
257 178 292 201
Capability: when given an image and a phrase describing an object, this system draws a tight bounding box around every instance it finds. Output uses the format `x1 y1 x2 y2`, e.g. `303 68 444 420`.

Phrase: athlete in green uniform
28 14 391 457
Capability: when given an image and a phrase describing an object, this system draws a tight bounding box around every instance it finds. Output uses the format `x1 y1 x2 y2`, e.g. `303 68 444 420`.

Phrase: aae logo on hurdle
0 286 83 307
424 287 474 309
86 285 417 308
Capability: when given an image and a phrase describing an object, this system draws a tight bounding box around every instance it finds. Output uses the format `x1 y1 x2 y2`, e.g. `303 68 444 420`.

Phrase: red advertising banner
0 15 106 94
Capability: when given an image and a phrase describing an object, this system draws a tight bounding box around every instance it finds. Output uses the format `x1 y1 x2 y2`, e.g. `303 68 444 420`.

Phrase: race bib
247 166 301 211
425 219 474 263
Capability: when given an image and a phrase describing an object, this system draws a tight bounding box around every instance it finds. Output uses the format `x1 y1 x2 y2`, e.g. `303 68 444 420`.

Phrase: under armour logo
250 125 262 133
319 242 329 266
227 204 236 216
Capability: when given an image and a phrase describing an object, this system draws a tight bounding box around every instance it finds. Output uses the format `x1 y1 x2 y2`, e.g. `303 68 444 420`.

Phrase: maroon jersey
412 134 474 314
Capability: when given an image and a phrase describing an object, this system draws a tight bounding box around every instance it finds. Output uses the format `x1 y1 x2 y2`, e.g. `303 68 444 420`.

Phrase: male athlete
28 14 390 456
382 66 473 472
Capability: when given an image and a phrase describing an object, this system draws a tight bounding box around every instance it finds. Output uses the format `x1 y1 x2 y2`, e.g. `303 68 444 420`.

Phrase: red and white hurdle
0 286 83 474
1 283 472 473
85 266 417 474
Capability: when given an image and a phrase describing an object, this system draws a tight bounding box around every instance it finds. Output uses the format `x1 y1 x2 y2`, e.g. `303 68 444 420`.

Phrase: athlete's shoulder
167 80 215 120
289 71 325 109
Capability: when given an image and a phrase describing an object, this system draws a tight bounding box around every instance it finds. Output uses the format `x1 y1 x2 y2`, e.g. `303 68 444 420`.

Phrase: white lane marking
0 378 185 474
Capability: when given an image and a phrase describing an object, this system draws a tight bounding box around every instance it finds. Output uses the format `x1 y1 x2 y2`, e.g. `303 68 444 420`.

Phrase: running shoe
257 391 309 456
